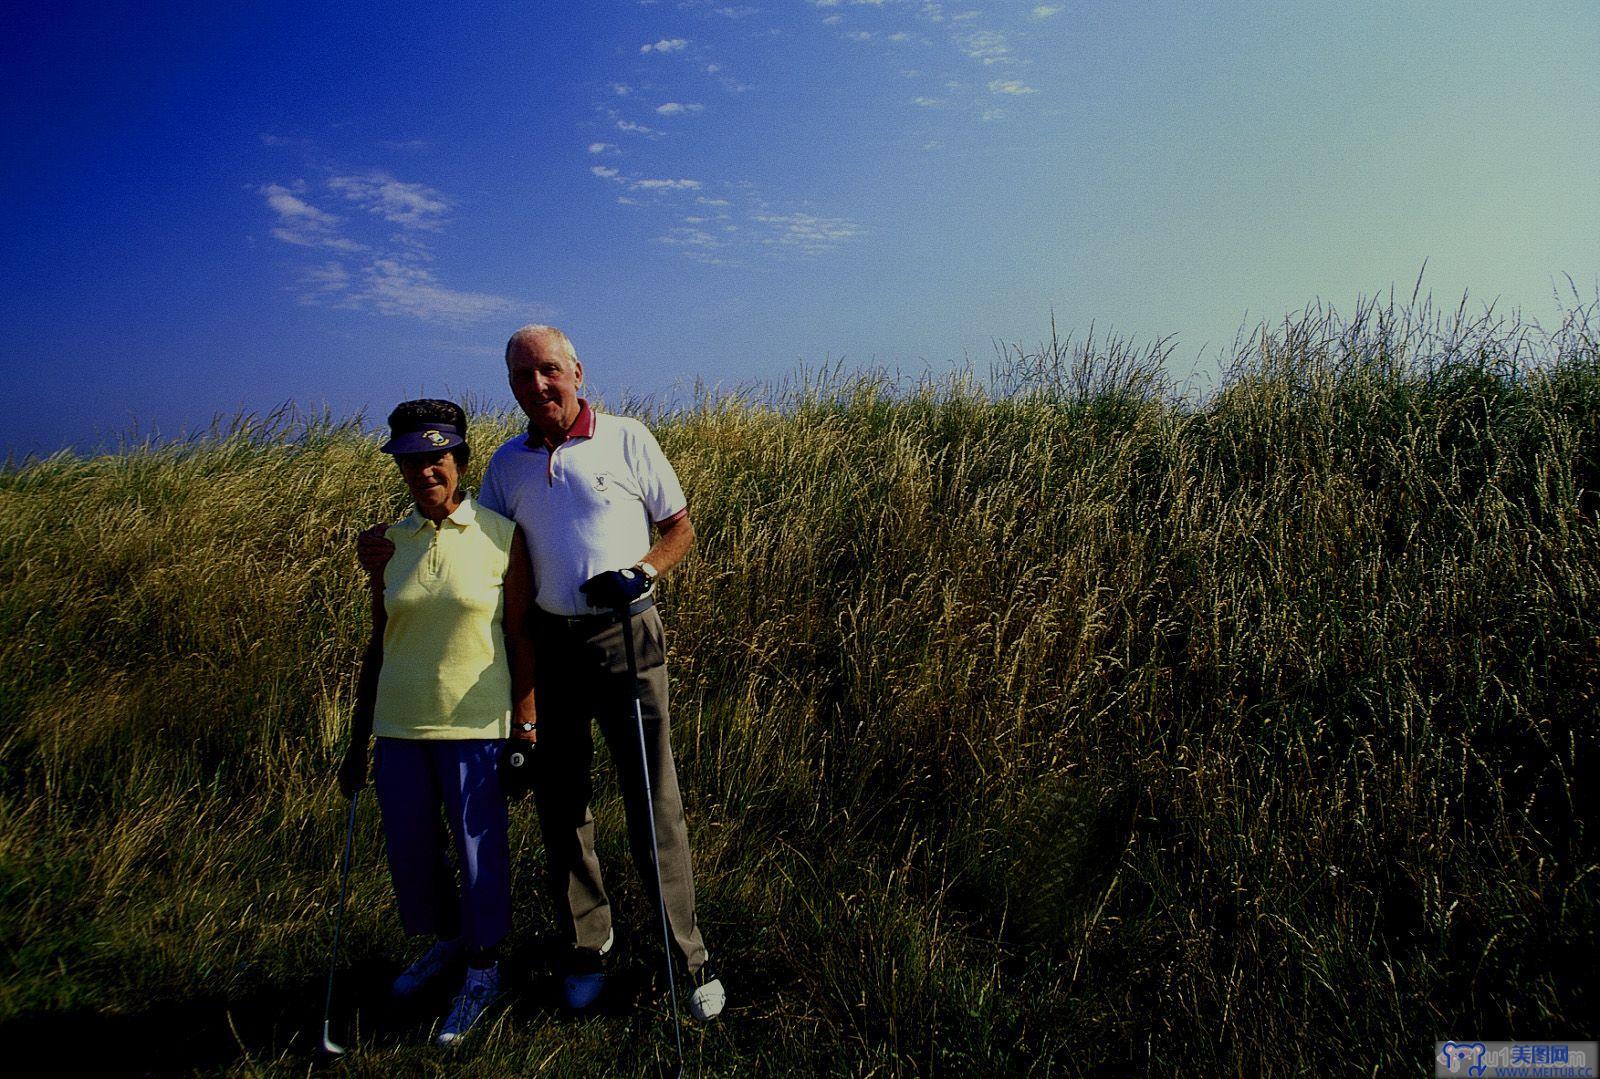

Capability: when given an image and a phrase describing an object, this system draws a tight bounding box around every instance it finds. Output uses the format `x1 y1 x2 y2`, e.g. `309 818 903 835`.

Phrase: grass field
2 299 1597 1076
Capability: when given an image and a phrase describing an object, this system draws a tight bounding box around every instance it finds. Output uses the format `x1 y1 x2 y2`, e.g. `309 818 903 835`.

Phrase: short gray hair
506 324 579 367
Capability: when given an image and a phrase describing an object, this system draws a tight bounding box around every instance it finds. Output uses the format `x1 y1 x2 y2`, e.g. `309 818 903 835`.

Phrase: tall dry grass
1 299 1597 1075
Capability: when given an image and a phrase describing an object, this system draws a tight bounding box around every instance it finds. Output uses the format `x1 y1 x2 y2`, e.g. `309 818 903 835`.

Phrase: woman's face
395 449 462 518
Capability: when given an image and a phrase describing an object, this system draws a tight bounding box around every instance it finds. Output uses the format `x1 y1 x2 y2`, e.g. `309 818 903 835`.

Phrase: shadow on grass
0 938 664 1076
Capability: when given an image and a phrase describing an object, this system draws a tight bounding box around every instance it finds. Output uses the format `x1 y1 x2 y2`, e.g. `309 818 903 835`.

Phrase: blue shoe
436 963 500 1046
562 929 613 1009
392 937 460 1000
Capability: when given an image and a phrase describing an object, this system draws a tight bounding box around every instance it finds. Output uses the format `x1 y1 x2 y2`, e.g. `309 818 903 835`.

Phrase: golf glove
338 746 367 799
580 567 651 611
501 733 537 799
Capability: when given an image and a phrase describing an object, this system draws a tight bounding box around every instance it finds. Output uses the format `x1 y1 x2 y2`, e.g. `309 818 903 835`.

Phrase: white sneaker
688 960 726 1021
436 963 501 1046
392 937 461 999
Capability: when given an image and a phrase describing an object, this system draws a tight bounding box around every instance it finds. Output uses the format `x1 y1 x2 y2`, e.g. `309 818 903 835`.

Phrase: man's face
507 334 583 439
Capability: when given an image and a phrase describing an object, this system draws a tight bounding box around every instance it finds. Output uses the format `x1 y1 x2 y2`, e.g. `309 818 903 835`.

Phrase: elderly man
361 325 724 1021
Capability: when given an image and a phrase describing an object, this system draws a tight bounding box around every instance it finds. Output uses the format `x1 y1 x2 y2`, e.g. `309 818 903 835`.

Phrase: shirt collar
400 494 478 532
527 398 596 451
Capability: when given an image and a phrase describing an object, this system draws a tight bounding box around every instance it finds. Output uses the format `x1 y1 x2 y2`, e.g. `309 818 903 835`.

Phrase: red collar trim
529 399 596 451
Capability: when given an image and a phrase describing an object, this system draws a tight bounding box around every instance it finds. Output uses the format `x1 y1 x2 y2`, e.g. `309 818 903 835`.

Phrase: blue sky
3 0 1597 459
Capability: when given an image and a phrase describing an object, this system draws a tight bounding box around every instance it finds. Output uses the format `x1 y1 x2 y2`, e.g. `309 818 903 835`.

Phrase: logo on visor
594 473 609 492
423 430 449 447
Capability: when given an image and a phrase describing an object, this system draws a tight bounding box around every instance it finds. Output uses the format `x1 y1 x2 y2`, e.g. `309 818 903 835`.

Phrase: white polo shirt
479 400 688 617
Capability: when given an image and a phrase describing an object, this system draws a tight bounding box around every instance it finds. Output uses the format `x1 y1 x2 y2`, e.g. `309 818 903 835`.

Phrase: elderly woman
339 399 538 1046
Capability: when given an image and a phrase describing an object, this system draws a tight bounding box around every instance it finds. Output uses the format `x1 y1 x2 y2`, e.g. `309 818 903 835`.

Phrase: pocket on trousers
638 610 667 670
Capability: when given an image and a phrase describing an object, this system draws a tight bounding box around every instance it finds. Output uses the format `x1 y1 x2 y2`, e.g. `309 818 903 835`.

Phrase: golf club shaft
321 789 360 1053
619 606 686 1071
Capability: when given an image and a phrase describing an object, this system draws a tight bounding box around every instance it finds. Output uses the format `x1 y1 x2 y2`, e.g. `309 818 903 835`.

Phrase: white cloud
957 29 1012 64
752 212 862 252
696 196 731 206
910 96 942 107
655 101 704 115
659 224 736 265
715 6 758 17
981 107 1005 121
845 30 874 41
300 261 351 296
261 183 362 250
1032 5 1061 17
886 31 910 42
611 82 632 96
588 142 616 154
640 38 689 53
988 79 1037 95
617 119 660 135
358 257 524 324
822 13 842 23
591 165 622 180
264 175 526 325
262 183 337 228
633 177 703 190
328 173 451 229
660 226 722 248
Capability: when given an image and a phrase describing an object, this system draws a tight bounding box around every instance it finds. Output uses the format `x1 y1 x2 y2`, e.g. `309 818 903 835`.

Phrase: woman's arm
504 526 537 744
340 573 386 797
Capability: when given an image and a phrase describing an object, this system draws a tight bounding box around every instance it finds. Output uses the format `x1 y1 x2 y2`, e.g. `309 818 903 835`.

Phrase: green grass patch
2 300 1597 1075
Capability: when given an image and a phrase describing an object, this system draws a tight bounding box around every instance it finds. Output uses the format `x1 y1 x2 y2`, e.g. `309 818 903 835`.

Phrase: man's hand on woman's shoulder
357 523 395 575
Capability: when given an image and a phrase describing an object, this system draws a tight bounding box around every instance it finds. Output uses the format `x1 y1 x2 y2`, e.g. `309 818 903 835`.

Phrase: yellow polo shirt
373 497 516 740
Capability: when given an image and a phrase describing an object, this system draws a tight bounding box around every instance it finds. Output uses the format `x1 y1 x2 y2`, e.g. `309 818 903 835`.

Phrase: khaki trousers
531 604 708 974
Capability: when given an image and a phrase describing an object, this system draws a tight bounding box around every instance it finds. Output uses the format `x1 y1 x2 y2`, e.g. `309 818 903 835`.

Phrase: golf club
320 789 361 1057
618 601 686 1078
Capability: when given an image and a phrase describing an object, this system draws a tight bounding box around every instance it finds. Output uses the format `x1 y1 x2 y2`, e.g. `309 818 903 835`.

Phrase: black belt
534 594 654 634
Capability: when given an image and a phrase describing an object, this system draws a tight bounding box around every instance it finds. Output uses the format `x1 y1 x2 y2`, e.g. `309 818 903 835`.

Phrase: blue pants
374 738 511 955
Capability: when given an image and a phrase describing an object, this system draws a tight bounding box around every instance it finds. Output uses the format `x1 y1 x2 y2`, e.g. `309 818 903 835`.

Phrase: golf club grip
618 603 640 679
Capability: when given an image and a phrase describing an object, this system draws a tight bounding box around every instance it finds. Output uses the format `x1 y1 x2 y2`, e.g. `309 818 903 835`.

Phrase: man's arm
640 512 695 577
582 511 696 612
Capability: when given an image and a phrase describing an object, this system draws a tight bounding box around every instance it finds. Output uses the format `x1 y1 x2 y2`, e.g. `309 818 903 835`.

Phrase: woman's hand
338 743 368 799
357 524 394 576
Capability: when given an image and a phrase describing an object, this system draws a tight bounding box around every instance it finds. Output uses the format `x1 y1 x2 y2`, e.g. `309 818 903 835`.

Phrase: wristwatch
636 561 659 583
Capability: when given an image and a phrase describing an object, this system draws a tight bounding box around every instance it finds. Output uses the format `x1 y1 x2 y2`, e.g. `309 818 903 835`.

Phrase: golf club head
320 1020 346 1057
